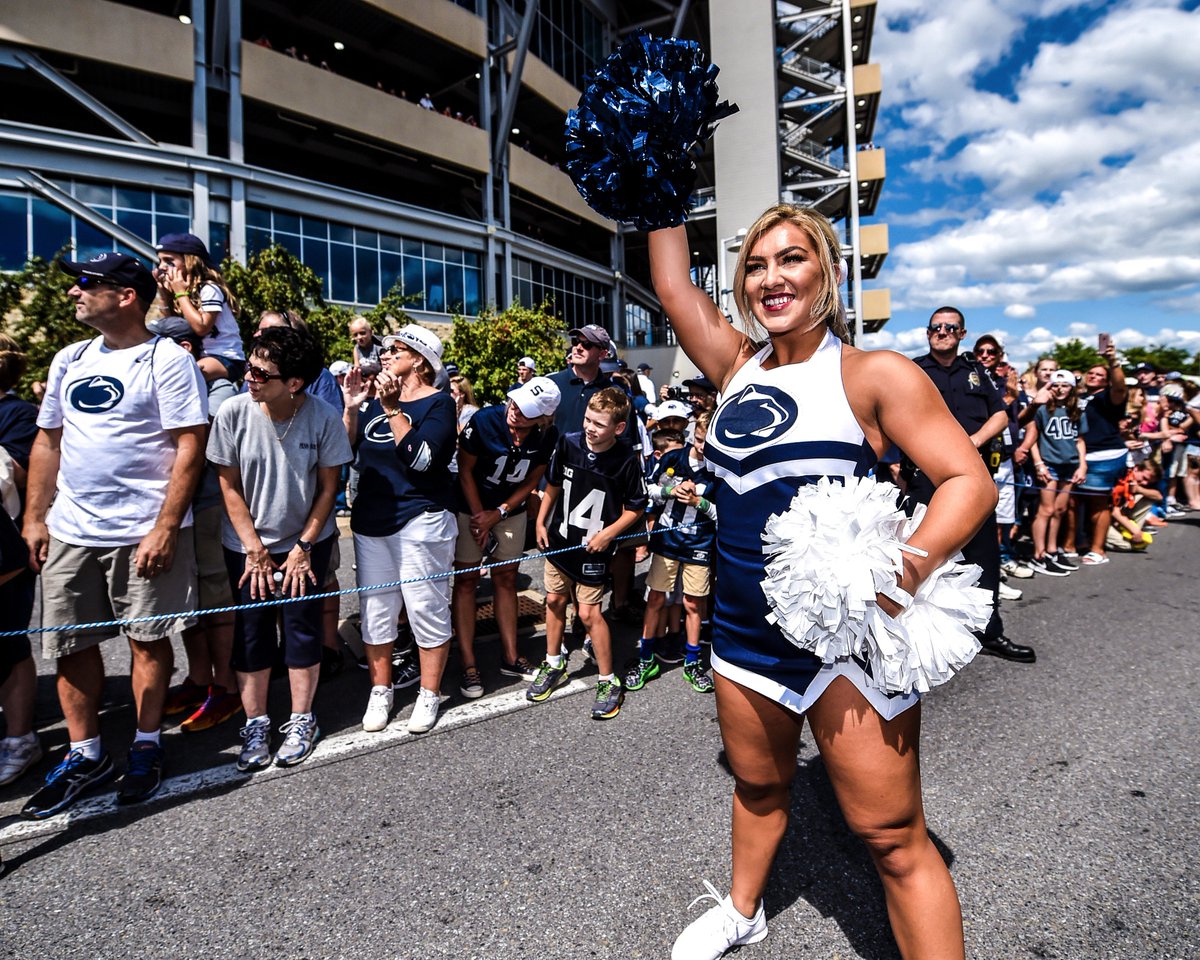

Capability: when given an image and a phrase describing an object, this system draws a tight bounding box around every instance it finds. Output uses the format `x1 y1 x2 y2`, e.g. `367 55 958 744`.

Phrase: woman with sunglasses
650 206 995 960
206 326 352 771
341 326 457 735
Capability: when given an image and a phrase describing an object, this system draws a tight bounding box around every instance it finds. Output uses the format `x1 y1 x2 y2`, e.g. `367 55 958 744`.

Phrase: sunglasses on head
928 323 961 334
245 363 284 383
571 338 602 350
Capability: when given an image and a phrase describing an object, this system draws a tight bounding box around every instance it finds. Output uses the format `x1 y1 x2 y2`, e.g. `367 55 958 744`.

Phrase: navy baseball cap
156 232 213 265
147 315 197 341
637 362 652 371
60 252 158 305
683 375 716 394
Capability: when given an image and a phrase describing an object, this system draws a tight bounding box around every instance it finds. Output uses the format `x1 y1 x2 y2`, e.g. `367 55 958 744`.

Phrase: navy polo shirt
913 353 1004 434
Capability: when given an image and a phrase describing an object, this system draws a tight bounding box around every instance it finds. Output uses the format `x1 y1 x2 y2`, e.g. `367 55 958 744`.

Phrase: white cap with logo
508 376 561 418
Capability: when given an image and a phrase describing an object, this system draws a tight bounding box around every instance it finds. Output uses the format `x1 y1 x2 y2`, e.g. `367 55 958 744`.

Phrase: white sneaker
1001 559 1033 579
998 581 1023 601
0 734 43 787
407 687 442 734
362 685 393 732
672 881 767 960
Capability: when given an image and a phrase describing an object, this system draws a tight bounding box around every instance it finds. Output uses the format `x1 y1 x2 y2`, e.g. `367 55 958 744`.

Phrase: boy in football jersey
529 388 647 719
626 411 718 694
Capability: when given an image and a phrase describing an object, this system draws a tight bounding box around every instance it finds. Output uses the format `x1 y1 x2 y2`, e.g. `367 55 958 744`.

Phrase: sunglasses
74 274 120 291
928 323 961 334
571 338 602 350
975 347 998 357
245 363 284 383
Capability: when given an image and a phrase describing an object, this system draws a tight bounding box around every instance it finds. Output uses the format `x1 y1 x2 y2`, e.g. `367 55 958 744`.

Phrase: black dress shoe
979 635 1037 663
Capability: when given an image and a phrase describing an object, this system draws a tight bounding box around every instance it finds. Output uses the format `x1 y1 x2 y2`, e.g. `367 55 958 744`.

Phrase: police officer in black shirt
906 306 1037 664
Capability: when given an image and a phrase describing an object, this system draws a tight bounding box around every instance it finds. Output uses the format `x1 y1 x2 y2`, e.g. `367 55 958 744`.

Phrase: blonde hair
732 204 848 344
171 253 240 318
450 374 476 407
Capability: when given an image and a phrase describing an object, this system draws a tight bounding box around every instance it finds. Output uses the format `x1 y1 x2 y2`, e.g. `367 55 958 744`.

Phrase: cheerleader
651 206 996 960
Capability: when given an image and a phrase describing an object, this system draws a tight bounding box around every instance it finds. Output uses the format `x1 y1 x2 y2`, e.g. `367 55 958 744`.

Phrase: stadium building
0 0 887 348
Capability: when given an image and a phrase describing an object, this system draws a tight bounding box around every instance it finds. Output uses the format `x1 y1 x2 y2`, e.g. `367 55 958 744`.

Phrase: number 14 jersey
545 431 648 585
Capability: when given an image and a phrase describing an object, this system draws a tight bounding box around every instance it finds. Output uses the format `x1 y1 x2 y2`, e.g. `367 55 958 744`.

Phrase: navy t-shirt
351 391 457 536
545 432 647 585
650 446 719 566
1081 388 1125 452
0 393 38 468
457 404 557 512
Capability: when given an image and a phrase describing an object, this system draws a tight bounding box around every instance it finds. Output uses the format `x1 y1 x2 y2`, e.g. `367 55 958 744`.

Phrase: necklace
264 396 299 443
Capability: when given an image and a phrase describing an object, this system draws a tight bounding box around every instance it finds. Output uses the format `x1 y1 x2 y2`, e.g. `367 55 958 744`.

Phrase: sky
857 0 1200 367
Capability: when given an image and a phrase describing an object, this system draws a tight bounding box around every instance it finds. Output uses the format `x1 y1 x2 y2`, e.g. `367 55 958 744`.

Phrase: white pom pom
761 476 989 695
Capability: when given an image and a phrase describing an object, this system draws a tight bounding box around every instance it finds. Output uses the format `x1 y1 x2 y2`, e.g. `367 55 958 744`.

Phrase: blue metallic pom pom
564 33 738 232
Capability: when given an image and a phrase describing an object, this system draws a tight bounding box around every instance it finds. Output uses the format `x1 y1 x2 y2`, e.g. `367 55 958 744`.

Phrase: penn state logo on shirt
66 376 125 413
364 412 411 443
712 384 797 449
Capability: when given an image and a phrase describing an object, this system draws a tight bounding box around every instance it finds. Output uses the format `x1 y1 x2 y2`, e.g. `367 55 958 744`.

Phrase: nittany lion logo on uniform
364 412 411 443
66 376 125 413
713 384 797 448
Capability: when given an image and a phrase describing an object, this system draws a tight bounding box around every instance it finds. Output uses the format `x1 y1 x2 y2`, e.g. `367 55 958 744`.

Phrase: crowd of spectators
892 308 1195 665
0 238 724 826
1 235 1191 835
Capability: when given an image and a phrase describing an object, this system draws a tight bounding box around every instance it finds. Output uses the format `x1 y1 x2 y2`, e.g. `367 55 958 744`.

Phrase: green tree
1046 338 1102 373
0 253 91 400
443 301 567 404
1120 344 1197 375
221 243 415 365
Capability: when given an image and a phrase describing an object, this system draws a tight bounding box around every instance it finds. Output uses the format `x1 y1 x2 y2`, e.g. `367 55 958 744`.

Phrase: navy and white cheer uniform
705 330 918 720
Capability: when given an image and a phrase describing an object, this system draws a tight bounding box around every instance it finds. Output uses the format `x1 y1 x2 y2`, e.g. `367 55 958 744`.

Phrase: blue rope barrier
2 521 699 638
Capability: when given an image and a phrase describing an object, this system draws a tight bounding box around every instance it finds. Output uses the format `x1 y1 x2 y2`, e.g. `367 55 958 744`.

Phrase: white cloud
862 322 1200 368
873 1 1200 319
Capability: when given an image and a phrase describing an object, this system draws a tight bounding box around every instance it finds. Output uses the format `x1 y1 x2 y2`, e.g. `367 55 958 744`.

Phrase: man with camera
906 306 1036 664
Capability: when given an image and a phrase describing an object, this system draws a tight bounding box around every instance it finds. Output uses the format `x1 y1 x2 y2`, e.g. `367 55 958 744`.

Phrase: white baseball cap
654 399 693 421
1049 370 1075 386
329 360 351 377
518 356 536 370
508 376 561 418
382 324 443 375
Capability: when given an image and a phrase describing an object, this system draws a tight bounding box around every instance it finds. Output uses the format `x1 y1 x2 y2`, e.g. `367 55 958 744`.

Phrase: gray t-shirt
207 392 353 552
1035 404 1084 466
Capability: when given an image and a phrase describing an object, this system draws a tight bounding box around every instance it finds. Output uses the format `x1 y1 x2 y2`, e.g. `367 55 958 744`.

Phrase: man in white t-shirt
20 252 208 820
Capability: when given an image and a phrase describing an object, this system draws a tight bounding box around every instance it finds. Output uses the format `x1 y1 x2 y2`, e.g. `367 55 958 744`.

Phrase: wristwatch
296 539 313 553
497 505 510 520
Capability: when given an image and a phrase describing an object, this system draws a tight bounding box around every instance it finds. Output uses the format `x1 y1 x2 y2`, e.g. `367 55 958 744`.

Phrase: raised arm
649 226 747 387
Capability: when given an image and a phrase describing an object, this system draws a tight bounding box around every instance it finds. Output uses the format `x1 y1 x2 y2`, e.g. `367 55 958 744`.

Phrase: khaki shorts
193 505 234 610
543 560 607 606
646 553 711 597
455 511 528 566
40 530 199 657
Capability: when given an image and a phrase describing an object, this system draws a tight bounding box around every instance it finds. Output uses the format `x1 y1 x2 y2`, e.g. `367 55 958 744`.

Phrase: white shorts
994 459 1016 525
354 510 456 649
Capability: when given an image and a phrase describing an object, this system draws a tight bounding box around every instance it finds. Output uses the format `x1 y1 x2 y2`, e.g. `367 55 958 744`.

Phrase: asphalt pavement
1 518 1197 959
